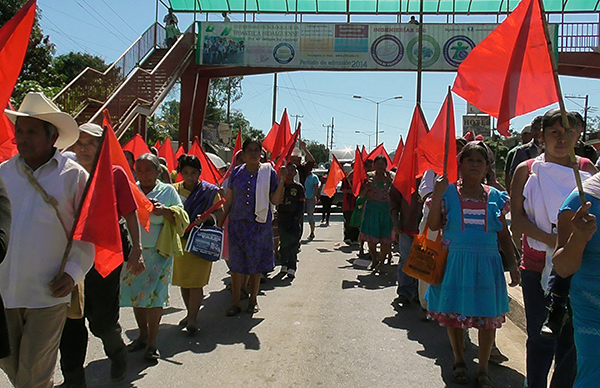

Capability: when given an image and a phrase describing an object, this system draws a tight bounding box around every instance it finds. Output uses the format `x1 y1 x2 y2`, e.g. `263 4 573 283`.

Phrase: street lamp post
353 95 402 146
355 130 384 151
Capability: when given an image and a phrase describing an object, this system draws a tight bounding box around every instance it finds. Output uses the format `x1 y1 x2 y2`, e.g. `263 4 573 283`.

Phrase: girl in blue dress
426 141 520 388
554 174 600 388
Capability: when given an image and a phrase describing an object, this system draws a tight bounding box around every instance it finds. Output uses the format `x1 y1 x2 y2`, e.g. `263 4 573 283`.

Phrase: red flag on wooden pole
271 109 292 161
361 145 368 162
417 90 458 184
323 155 347 198
188 137 223 185
352 146 367 197
451 0 558 137
175 144 185 159
153 140 161 150
158 138 177 172
366 143 393 166
104 111 153 231
0 102 18 163
262 122 279 153
220 128 242 183
0 0 36 120
122 134 151 160
392 104 429 204
274 124 300 173
392 136 404 167
73 119 122 277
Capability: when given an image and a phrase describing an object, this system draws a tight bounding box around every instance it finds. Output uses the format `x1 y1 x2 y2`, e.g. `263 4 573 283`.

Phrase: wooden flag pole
443 86 451 176
538 0 587 207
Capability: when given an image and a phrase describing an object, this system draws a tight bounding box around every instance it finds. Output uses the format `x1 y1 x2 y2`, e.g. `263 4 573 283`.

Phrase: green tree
206 77 243 123
306 140 329 164
52 52 108 85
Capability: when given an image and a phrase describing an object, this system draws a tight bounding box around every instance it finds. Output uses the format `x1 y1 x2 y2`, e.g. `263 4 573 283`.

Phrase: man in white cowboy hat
58 123 144 387
0 92 95 388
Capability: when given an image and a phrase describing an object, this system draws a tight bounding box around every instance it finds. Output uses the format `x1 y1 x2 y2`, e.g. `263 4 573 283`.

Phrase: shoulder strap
526 158 535 176
20 162 70 238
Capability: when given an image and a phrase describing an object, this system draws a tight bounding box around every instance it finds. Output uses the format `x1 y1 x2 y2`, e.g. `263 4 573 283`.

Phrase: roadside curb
506 273 527 333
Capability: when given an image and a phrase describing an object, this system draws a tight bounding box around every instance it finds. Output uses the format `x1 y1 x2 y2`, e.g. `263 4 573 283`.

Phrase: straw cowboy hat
4 92 79 149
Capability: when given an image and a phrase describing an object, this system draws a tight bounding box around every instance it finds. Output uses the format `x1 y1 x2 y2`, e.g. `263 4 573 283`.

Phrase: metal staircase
52 22 196 137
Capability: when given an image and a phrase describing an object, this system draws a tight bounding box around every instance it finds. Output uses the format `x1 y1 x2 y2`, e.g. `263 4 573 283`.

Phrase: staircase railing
558 23 599 52
89 23 196 135
52 22 167 117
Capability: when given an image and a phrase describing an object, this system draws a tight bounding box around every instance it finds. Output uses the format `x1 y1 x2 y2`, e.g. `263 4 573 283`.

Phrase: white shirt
0 151 95 309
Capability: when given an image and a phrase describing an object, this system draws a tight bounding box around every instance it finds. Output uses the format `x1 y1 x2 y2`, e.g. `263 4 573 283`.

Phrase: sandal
143 345 160 361
452 362 468 385
247 303 259 314
226 305 241 316
475 371 495 388
126 338 147 353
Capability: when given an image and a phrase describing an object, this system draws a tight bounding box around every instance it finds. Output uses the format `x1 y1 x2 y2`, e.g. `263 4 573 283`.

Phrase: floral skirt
427 311 506 329
120 248 172 308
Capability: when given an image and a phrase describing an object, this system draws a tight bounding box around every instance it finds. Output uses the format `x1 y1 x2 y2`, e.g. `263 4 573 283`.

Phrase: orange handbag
402 227 448 285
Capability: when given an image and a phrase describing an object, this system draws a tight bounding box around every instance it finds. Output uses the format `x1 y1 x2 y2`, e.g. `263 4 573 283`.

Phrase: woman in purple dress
221 139 286 316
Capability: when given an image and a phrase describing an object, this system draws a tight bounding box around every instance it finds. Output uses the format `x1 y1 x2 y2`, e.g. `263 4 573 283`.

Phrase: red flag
0 0 36 121
158 138 177 172
367 143 393 166
392 136 404 166
73 121 122 278
122 134 151 160
271 109 292 161
153 140 161 150
0 103 18 163
175 144 185 159
323 156 346 198
352 146 367 197
361 145 368 162
274 124 300 173
188 138 222 185
262 122 279 153
392 105 429 204
452 0 558 137
417 92 458 184
104 111 153 231
220 128 242 183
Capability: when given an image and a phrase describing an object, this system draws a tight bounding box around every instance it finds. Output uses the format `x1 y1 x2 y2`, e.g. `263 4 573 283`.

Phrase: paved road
0 215 527 387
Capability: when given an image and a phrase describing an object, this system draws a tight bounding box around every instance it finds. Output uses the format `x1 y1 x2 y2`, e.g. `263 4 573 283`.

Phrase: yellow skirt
172 242 213 288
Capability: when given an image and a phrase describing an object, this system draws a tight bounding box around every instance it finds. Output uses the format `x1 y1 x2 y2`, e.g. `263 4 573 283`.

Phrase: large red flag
271 109 292 161
188 138 222 185
72 121 123 278
361 145 368 162
0 0 36 122
452 0 558 137
392 136 404 166
274 124 300 173
122 134 151 160
220 128 242 183
262 122 279 153
175 144 185 159
366 143 393 166
323 156 346 198
417 92 458 184
104 112 153 231
158 138 177 172
0 103 18 163
392 104 429 204
352 146 367 197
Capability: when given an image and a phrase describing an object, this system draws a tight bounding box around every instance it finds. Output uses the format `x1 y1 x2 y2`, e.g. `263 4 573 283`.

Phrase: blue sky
37 0 600 152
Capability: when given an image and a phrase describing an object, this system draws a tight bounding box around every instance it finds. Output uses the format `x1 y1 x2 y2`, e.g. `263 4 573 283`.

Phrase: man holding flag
0 92 95 388
58 123 145 387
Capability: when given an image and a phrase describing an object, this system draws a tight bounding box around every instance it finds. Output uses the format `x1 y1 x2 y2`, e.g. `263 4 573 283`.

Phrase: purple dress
227 164 279 274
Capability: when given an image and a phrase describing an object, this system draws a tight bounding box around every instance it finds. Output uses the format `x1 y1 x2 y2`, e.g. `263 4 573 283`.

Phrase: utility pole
290 114 303 131
272 73 278 124
323 123 332 149
226 77 231 123
330 117 334 149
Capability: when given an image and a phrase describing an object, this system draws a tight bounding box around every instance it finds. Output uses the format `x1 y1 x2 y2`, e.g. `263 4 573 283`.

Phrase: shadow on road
341 263 398 290
382 304 525 387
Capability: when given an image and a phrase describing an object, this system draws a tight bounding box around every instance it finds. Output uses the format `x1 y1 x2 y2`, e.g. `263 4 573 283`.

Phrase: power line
74 0 130 45
99 0 139 36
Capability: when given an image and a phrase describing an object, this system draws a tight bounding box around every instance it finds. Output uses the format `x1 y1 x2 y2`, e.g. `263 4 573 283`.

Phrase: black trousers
343 210 359 242
320 195 332 222
59 264 125 383
278 216 302 270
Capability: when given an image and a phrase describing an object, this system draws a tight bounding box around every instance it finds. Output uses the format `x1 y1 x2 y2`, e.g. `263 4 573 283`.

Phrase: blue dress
227 164 279 275
121 181 183 308
426 184 510 328
560 192 600 388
